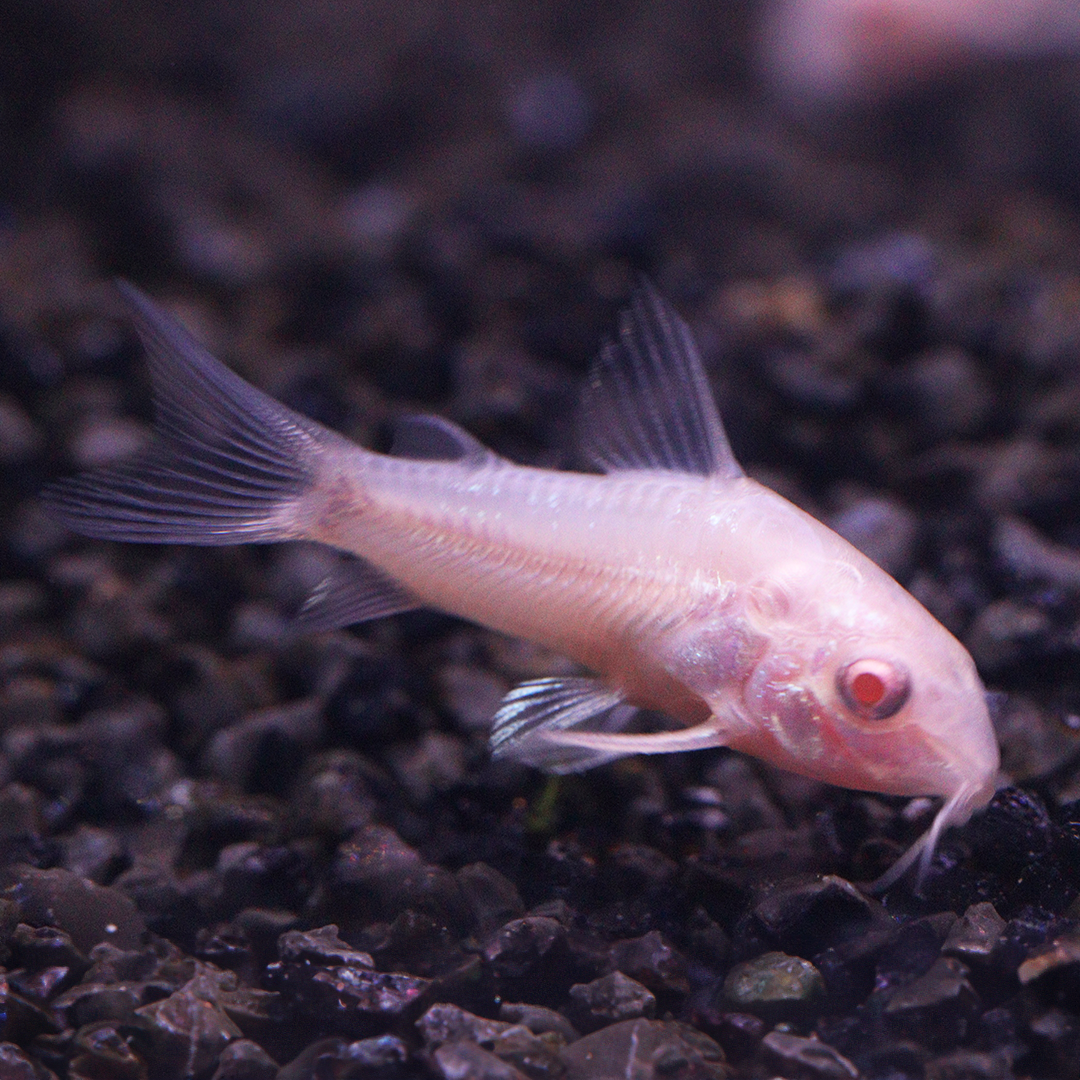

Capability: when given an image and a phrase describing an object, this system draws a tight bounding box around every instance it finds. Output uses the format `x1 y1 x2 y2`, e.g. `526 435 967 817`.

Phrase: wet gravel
4 2 1080 1078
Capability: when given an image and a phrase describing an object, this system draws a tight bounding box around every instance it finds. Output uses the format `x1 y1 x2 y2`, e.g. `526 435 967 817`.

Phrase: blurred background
5 0 1080 483
6 0 1080 310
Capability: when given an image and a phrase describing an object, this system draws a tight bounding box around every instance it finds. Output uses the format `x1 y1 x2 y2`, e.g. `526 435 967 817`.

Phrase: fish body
46 282 999 886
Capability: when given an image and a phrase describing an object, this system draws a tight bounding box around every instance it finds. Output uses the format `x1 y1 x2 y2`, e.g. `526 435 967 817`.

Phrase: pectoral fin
490 677 638 773
490 676 729 774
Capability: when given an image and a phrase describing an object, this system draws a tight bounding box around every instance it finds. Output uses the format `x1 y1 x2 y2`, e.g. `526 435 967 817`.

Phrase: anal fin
295 553 420 631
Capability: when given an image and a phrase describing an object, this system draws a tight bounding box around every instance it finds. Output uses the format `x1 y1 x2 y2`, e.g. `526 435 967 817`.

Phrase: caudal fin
43 282 326 545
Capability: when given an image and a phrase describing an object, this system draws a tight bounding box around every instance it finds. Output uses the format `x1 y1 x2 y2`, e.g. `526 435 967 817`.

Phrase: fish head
726 561 999 820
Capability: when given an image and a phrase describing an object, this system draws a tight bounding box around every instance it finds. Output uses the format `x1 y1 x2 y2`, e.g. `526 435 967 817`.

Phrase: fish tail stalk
42 282 334 547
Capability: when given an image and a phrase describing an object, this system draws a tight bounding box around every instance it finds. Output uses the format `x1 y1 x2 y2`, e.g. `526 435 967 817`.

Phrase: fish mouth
906 723 999 805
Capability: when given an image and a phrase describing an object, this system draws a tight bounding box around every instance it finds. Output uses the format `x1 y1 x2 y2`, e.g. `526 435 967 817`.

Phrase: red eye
838 659 910 720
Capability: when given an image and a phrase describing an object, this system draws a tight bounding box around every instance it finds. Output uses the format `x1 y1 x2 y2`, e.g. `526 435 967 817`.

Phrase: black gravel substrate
4 4 1080 1078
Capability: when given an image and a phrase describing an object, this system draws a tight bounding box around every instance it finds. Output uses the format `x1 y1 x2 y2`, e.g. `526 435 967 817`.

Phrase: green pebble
723 951 825 1010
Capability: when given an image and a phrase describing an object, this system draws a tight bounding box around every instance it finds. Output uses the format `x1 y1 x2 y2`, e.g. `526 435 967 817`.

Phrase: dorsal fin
578 282 743 478
390 414 493 465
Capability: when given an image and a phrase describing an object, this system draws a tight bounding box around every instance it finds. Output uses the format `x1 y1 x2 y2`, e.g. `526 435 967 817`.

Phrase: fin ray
43 282 329 544
390 414 493 465
295 554 420 631
490 676 636 773
579 281 742 478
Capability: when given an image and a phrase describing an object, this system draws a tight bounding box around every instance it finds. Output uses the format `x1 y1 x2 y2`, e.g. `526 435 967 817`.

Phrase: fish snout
916 700 1000 813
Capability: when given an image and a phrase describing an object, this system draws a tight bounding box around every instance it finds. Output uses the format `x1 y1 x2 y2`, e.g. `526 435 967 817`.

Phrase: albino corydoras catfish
45 282 1000 888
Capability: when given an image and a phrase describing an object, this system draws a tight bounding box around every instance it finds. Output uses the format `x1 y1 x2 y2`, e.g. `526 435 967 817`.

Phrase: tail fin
43 282 326 544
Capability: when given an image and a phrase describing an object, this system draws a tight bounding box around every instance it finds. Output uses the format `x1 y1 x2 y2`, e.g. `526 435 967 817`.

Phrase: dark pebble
329 824 467 929
6 964 75 1008
998 906 1062 973
0 1041 57 1080
761 1030 858 1080
433 1040 529 1080
6 698 179 819
133 970 243 1079
883 958 980 1050
975 1006 1022 1059
277 924 374 968
924 1049 1012 1080
498 1002 578 1043
0 976 58 1045
566 971 656 1032
322 645 419 745
232 909 301 959
876 912 959 985
506 71 592 153
1025 1008 1080 1078
388 730 467 802
209 1038 277 1080
701 756 786 833
0 784 43 843
202 698 324 793
993 515 1080 592
607 930 690 997
1017 929 1080 995
216 985 281 1050
68 1022 147 1080
51 981 147 1028
965 599 1053 673
699 1013 766 1065
417 1003 515 1049
966 788 1054 873
744 875 887 959
991 695 1080 786
9 922 88 973
269 958 430 1038
7 868 146 953
829 233 936 294
489 1025 568 1079
560 1019 728 1080
109 865 203 947
605 842 679 891
892 347 992 440
811 919 900 1014
58 825 128 885
362 908 469 977
292 750 381 837
275 1036 409 1080
763 345 862 411
483 916 568 981
685 906 731 969
456 862 526 937
341 1034 410 1073
0 395 43 463
194 922 255 975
